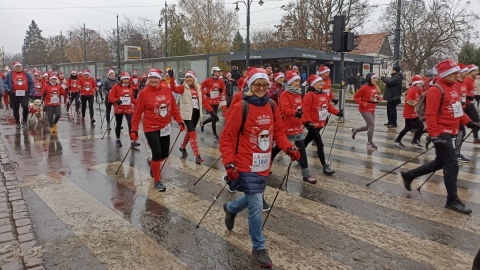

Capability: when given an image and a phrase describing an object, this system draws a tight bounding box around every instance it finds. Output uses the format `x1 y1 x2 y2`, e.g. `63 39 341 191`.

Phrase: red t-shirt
303 90 339 128
67 78 80 92
130 76 140 90
403 86 420 119
354 84 382 113
108 84 136 114
11 72 29 92
201 77 226 105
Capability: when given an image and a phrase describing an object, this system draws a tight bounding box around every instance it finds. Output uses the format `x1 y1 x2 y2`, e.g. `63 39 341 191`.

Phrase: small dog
29 99 44 122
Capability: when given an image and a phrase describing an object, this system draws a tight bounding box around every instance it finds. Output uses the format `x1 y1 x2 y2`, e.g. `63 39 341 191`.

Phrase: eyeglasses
251 83 270 89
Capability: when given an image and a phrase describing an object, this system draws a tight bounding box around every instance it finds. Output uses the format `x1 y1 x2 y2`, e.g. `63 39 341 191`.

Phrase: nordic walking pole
263 161 293 230
160 129 182 171
194 155 222 186
195 183 227 229
327 117 341 164
320 113 331 136
101 114 115 140
115 146 132 175
416 172 435 192
97 93 103 127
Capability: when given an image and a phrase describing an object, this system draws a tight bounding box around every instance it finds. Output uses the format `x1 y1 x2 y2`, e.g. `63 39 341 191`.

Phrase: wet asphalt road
1 101 480 269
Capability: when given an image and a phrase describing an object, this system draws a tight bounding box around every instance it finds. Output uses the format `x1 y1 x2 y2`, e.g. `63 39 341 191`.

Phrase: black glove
337 110 343 117
116 99 122 105
295 110 303 119
167 69 174 78
210 110 219 121
332 98 338 105
425 136 432 149
467 121 480 132
432 133 451 145
304 121 314 130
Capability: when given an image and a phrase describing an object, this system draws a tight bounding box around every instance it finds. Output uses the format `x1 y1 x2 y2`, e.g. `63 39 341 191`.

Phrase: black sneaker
323 164 335 175
394 140 405 148
116 139 122 147
383 122 391 126
195 155 204 164
457 155 471 163
401 171 413 191
262 199 270 212
200 122 204 133
252 249 273 268
21 122 28 128
387 124 397 128
154 181 166 192
131 141 140 148
223 203 236 230
91 119 95 124
223 176 236 193
445 200 472 214
15 124 20 129
351 128 356 140
179 147 188 158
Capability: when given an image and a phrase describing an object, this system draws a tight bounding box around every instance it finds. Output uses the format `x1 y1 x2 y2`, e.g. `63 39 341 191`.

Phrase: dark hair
117 77 131 86
263 63 272 68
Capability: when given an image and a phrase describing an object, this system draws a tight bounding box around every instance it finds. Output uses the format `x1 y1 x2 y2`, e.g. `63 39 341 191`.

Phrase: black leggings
203 104 219 136
304 127 327 166
104 96 113 124
271 139 308 169
10 93 29 124
68 91 80 111
81 95 94 119
455 124 466 156
184 109 200 132
115 113 132 139
145 130 170 161
395 118 424 143
465 104 479 139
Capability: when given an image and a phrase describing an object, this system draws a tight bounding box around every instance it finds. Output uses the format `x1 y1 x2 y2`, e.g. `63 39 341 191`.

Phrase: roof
352 32 393 56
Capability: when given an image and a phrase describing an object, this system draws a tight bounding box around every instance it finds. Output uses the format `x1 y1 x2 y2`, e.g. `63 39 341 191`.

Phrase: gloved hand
116 99 122 105
225 163 239 181
178 122 185 132
210 110 219 121
130 131 139 141
467 121 480 132
337 109 343 117
205 92 210 97
286 147 301 161
167 69 174 78
332 98 339 105
304 121 314 130
295 110 303 119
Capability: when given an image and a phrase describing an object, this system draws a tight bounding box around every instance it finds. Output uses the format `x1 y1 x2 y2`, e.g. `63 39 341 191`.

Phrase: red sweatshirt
321 76 335 100
354 84 382 113
201 77 226 105
453 80 467 108
403 85 421 119
131 84 182 133
302 88 339 128
41 84 67 106
130 76 140 90
279 90 303 135
425 78 471 137
108 84 136 114
237 77 246 92
268 82 284 104
463 76 476 105
79 77 97 96
33 79 43 96
171 82 213 112
230 91 244 108
67 78 80 93
220 100 293 176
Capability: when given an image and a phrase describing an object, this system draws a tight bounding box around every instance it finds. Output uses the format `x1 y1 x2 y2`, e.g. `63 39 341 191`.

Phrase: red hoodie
130 75 140 90
302 88 339 128
108 84 136 114
79 77 97 96
453 80 467 108
425 78 471 137
354 84 382 113
131 84 182 133
321 76 335 100
201 77 226 105
463 76 476 105
41 83 67 106
220 99 292 176
279 90 303 135
67 77 79 93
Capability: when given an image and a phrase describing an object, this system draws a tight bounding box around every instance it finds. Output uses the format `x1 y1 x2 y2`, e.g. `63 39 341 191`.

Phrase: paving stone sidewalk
0 140 44 270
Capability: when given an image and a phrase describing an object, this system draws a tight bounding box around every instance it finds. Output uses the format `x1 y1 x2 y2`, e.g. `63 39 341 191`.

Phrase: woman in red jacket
41 75 67 133
200 66 224 142
352 73 383 150
220 67 300 268
108 72 138 148
270 70 316 183
79 69 97 124
130 68 185 192
394 75 424 148
302 74 341 175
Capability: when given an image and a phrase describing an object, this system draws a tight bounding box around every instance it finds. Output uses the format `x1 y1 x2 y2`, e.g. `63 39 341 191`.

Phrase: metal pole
339 52 345 121
60 31 64 63
83 23 87 62
116 14 121 75
393 0 401 63
2 46 5 68
245 0 251 68
164 1 168 57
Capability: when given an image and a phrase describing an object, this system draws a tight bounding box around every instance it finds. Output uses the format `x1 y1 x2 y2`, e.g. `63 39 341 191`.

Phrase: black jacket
381 73 403 102
102 78 118 93
231 70 241 82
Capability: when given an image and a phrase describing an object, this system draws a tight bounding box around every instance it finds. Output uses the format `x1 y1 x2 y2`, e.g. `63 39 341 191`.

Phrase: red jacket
171 82 213 112
425 78 471 137
231 91 244 108
41 83 67 106
463 76 476 105
321 76 335 100
67 77 80 93
201 77 226 105
268 82 284 104
220 99 292 176
108 84 136 114
279 90 303 135
79 77 97 96
130 76 140 90
453 80 467 108
354 84 382 113
403 85 421 119
131 84 182 133
302 88 339 128
33 78 43 97
237 77 246 92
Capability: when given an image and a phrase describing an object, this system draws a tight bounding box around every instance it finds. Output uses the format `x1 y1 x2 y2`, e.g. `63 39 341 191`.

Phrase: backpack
236 99 276 153
416 84 444 122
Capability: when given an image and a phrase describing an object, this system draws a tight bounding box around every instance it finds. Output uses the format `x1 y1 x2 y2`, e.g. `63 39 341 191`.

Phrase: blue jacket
231 172 268 194
4 71 34 95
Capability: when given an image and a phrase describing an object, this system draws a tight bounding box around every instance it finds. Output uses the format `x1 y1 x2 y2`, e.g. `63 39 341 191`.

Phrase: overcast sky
1 0 473 56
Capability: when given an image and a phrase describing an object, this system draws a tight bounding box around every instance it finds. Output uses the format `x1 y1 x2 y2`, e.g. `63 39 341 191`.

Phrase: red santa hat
458 63 468 73
468 64 479 73
302 74 323 87
433 60 460 78
273 72 285 82
246 67 269 88
78 70 84 75
411 75 423 86
185 70 197 82
316 66 330 75
42 72 48 78
120 72 130 80
107 69 115 75
132 70 137 75
285 70 300 85
71 70 77 74
225 72 231 77
12 61 22 68
147 68 162 79
83 69 90 75
33 71 40 76
142 73 147 78
49 75 58 81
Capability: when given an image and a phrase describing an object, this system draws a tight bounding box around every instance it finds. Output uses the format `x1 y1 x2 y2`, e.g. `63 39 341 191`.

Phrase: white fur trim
274 73 284 82
148 72 162 79
185 72 197 83
370 73 378 79
461 67 469 73
317 68 330 75
469 66 479 73
439 66 460 78
120 75 130 80
247 73 270 88
411 80 423 85
310 77 323 86
287 75 301 85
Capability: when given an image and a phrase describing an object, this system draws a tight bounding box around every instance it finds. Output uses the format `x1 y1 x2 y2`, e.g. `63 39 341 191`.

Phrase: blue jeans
226 192 264 249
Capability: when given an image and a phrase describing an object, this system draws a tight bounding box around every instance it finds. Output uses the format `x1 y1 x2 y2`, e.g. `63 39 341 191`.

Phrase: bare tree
65 25 112 63
380 0 478 74
250 28 283 50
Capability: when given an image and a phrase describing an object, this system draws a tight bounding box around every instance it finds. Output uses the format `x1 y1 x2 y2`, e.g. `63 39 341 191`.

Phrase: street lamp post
393 0 402 65
143 20 151 58
116 14 121 75
235 0 264 68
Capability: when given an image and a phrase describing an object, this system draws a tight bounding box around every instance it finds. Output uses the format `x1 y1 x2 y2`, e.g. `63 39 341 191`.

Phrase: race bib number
133 78 138 84
36 84 42 89
462 94 467 103
210 90 219 99
97 82 102 87
192 97 199 109
120 96 131 105
251 152 271 173
318 108 328 120
15 90 25 97
160 123 172 137
51 93 59 103
452 101 463 118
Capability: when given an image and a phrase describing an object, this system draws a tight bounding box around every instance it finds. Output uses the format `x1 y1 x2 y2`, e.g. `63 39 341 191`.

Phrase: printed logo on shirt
257 129 271 152
154 102 170 117
16 78 24 86
255 114 272 125
155 95 167 102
